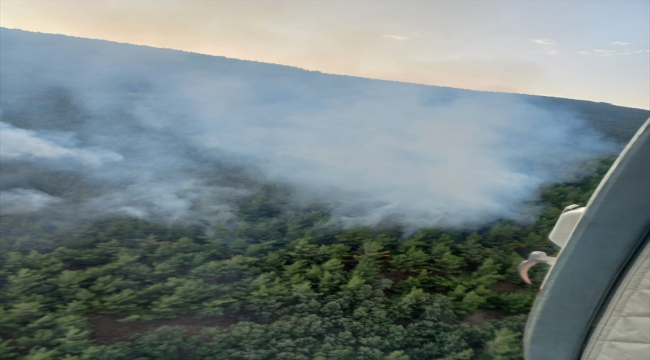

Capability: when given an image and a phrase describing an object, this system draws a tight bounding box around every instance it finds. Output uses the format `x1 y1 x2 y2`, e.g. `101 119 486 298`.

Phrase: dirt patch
492 280 522 294
460 309 509 325
380 271 417 283
88 314 237 345
423 288 448 296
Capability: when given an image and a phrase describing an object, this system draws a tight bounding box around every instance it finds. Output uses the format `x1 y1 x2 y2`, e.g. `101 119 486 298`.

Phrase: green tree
132 326 187 360
486 328 524 360
385 350 410 360
389 248 429 273
23 347 59 360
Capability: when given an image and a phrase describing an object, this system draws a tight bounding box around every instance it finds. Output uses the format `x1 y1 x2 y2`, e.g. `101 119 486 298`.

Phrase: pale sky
1 0 649 109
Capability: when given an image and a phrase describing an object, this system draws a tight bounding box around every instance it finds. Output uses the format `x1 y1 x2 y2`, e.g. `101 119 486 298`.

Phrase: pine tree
486 328 524 360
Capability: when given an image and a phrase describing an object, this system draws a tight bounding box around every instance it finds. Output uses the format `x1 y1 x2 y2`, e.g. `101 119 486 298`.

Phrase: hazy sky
1 0 649 109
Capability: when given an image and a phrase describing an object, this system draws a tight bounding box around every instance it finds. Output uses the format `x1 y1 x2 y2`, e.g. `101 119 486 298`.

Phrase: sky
1 0 649 109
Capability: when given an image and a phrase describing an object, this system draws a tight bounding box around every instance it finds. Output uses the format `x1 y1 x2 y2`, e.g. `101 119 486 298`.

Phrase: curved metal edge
579 231 650 358
524 118 650 360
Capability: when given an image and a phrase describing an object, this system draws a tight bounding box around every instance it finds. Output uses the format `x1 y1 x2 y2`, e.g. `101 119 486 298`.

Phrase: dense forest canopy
1 28 648 359
0 159 617 359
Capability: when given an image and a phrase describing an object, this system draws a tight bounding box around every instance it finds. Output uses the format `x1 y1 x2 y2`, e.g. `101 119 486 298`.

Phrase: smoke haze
0 29 620 232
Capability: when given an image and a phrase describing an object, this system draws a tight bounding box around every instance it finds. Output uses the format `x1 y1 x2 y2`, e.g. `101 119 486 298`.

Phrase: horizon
1 0 648 110
1 26 647 111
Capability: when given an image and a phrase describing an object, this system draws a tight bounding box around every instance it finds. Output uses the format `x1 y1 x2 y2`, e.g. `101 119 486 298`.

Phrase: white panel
548 207 585 248
582 240 650 360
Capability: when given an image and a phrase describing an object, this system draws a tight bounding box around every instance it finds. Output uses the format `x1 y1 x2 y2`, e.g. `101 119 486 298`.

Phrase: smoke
0 121 123 166
0 28 619 232
0 188 62 215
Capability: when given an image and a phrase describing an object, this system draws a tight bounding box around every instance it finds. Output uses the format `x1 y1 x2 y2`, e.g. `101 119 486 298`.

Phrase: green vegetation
0 158 614 359
526 96 648 144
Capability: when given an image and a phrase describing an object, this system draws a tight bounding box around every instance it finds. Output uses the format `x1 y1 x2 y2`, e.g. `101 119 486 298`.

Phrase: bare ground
492 280 522 294
88 314 237 345
460 309 509 325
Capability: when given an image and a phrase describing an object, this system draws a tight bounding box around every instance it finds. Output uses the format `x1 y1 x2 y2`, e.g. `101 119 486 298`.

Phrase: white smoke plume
0 28 620 231
0 188 62 215
0 121 123 167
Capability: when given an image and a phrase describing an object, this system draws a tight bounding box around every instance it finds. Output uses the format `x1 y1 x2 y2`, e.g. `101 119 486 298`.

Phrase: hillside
2 28 647 240
2 29 647 144
0 159 616 360
0 28 648 359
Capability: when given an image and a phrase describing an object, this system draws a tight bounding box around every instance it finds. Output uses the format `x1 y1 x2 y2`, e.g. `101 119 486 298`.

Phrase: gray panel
524 119 650 360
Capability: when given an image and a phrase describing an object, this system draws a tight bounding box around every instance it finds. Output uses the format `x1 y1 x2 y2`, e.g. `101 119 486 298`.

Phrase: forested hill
523 96 648 143
0 28 649 360
1 27 647 241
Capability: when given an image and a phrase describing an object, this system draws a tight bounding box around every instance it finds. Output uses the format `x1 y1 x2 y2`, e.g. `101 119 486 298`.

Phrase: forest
3 28 648 360
0 158 614 360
